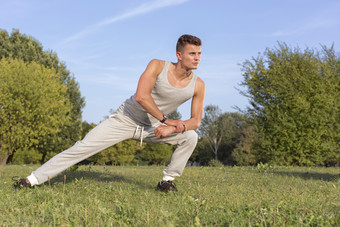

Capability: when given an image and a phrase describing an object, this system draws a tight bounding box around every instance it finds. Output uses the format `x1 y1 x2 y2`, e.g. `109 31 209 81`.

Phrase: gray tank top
120 61 197 126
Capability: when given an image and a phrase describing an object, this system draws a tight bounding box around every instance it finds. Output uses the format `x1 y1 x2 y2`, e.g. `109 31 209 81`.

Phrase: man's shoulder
146 59 166 75
196 76 205 87
140 59 166 80
148 59 165 68
194 76 206 95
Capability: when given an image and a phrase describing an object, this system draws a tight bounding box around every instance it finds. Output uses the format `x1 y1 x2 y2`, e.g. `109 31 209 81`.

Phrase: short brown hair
176 34 201 52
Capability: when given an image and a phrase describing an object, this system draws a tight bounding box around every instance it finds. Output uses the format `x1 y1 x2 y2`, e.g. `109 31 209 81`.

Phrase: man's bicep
136 71 157 95
136 60 162 96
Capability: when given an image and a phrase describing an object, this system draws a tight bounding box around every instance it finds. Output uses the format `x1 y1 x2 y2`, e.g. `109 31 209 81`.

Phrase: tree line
0 29 85 165
1 30 339 166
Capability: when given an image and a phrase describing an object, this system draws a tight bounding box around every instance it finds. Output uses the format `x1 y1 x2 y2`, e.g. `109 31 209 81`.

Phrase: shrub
208 159 224 167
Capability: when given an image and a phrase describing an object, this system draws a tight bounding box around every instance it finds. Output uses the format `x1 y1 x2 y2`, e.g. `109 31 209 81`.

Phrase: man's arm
135 59 186 131
135 59 164 121
184 77 206 130
154 77 206 138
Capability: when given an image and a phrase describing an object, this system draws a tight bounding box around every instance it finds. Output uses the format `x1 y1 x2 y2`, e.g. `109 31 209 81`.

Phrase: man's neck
173 62 192 81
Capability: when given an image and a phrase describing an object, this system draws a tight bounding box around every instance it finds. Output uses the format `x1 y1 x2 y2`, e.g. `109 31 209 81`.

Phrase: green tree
168 109 182 120
231 125 257 166
135 143 174 165
217 112 248 165
240 43 339 166
81 121 97 139
197 105 223 160
192 138 214 165
0 29 85 163
198 105 247 163
0 58 72 164
88 140 142 165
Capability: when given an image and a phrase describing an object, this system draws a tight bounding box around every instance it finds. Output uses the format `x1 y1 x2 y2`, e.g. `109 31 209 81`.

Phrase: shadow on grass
46 169 156 190
273 171 340 182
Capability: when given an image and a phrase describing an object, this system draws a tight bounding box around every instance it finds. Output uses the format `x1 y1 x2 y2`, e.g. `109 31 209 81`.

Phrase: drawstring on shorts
134 125 144 146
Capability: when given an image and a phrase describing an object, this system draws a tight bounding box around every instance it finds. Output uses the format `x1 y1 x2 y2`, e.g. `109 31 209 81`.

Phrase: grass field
0 164 339 226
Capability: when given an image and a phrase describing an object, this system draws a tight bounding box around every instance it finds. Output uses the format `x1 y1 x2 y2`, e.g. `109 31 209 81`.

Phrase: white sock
26 173 39 186
163 176 175 181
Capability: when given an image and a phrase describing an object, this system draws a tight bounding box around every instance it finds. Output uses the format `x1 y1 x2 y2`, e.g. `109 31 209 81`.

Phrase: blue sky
1 0 339 124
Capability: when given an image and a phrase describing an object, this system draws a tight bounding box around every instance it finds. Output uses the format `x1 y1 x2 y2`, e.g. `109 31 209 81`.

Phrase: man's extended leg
26 113 137 186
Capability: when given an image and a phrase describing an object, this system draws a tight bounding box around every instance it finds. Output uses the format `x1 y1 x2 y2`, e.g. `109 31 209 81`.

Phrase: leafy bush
231 126 257 166
0 29 85 164
0 57 71 165
88 140 141 165
135 143 174 165
240 43 340 166
208 159 224 167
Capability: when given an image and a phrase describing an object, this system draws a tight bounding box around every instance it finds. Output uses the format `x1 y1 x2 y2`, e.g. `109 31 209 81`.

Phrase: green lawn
1 165 339 226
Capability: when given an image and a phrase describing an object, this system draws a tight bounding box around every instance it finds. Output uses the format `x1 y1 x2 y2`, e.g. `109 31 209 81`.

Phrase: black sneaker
13 177 32 190
156 180 177 192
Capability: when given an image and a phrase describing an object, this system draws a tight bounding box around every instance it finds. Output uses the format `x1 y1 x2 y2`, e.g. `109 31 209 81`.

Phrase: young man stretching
14 34 206 192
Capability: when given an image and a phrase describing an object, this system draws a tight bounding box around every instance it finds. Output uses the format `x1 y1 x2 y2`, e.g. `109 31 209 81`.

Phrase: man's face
177 44 201 70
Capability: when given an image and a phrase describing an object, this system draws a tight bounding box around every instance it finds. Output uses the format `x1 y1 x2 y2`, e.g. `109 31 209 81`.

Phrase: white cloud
58 0 189 45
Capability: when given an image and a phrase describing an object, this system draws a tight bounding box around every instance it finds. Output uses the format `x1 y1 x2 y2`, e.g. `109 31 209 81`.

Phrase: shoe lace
162 180 176 189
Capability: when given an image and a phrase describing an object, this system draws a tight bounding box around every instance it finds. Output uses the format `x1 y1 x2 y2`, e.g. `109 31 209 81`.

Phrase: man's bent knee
182 130 198 146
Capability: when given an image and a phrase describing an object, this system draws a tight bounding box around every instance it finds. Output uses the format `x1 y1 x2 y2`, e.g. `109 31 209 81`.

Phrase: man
14 34 206 192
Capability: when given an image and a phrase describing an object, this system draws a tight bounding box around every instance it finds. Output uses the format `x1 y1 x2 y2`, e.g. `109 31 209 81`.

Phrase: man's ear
176 51 182 61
